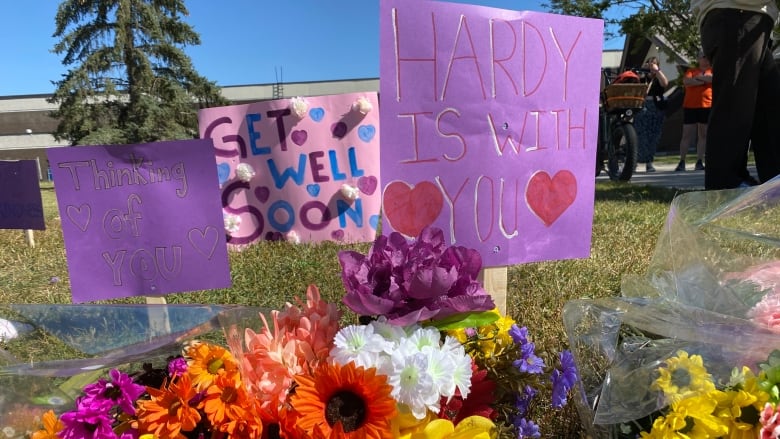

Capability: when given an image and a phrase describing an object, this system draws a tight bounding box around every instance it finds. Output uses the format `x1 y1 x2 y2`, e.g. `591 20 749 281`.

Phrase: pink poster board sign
379 0 603 266
198 92 381 246
0 160 45 230
47 140 231 303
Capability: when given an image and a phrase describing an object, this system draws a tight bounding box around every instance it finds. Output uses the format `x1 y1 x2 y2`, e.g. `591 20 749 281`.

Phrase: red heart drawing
383 181 443 237
525 170 577 226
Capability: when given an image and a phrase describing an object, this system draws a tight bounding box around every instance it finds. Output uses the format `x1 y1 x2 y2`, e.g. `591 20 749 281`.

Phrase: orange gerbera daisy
185 341 239 390
136 374 202 438
201 373 256 429
288 361 397 438
31 410 63 439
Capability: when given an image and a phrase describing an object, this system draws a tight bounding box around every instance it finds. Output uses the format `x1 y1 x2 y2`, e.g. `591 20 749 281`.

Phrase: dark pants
701 8 780 189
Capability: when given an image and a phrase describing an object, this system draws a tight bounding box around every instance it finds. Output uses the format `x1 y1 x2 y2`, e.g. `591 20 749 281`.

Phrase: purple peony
338 226 495 325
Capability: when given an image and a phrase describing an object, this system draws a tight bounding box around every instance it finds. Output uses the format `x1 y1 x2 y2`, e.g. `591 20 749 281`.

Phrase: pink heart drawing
254 186 270 203
188 226 220 260
291 130 308 146
383 181 443 237
525 170 577 226
357 176 378 195
66 204 91 232
331 229 345 241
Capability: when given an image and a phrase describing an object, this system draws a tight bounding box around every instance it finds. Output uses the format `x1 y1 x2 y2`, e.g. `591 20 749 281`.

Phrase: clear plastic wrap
0 303 267 435
564 177 780 438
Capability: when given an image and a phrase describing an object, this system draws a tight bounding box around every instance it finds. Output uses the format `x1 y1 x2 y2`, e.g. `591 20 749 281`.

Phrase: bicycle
596 68 648 181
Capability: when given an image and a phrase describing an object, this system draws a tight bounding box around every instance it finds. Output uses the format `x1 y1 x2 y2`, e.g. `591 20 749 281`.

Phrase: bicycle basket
604 83 647 111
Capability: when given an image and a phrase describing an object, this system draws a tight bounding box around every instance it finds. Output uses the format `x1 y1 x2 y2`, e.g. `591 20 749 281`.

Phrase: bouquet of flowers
563 177 780 438
3 226 576 439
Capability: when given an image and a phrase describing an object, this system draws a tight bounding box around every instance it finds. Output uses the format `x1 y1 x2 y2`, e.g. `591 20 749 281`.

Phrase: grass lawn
0 180 689 436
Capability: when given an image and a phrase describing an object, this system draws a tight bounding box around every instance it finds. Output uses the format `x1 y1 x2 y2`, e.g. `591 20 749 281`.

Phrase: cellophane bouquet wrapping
0 226 577 439
564 176 780 438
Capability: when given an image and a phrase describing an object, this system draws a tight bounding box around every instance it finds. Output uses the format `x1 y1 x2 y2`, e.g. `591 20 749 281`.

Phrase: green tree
49 0 229 145
545 0 701 61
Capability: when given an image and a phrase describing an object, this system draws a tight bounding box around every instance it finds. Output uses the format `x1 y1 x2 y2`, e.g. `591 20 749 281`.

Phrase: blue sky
0 1 623 96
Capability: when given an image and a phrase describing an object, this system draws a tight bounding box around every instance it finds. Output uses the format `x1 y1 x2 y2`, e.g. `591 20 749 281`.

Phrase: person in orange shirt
676 51 712 172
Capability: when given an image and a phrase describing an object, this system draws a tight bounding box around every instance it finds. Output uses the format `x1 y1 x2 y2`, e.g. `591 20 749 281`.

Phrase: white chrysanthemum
290 96 309 118
340 184 360 202
223 212 241 234
330 324 391 369
351 96 373 114
444 335 473 399
425 345 457 398
386 350 440 419
408 326 442 352
369 317 407 347
235 163 256 182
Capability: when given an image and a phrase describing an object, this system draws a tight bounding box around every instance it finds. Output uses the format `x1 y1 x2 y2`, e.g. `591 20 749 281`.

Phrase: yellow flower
652 350 715 403
185 341 239 390
715 367 768 439
409 416 496 439
642 392 728 438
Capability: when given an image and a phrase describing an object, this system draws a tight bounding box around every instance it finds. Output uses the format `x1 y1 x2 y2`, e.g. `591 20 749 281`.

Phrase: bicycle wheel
607 122 638 181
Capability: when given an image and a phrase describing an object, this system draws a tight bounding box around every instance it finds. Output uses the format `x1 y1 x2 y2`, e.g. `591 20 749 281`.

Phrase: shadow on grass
595 181 695 204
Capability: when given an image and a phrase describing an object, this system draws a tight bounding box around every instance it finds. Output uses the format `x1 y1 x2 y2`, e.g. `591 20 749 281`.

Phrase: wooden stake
145 296 171 335
479 266 508 315
24 229 35 248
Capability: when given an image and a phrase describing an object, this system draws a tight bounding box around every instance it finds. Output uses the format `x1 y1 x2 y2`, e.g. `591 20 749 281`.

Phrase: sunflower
288 361 397 438
651 350 715 403
31 410 63 439
715 367 769 439
136 374 202 438
185 341 239 390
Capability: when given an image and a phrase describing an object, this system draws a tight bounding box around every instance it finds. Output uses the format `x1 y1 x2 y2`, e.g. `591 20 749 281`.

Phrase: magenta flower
58 406 116 439
338 226 495 325
81 368 145 415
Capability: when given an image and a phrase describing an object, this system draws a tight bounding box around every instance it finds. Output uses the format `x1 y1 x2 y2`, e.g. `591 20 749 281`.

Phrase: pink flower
760 403 780 438
237 285 342 411
748 292 780 332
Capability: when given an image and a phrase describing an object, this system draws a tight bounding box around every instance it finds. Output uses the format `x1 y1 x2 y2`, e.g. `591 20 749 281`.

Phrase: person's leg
701 9 763 189
750 18 780 182
678 122 696 171
696 122 707 161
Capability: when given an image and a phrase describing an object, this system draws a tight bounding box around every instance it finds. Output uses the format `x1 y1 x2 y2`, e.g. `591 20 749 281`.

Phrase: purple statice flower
515 385 537 417
58 407 116 439
338 226 495 325
515 417 541 438
81 369 145 415
168 356 188 377
513 342 545 374
551 350 578 408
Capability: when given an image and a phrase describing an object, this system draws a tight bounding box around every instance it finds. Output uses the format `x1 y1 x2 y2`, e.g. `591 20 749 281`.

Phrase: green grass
0 180 687 436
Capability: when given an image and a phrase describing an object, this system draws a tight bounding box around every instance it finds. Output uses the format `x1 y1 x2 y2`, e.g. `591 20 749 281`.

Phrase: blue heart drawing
217 163 231 185
358 125 376 143
306 184 321 197
309 107 325 122
369 214 380 230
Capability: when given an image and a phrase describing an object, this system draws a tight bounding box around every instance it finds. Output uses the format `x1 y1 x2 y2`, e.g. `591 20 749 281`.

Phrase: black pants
701 8 780 189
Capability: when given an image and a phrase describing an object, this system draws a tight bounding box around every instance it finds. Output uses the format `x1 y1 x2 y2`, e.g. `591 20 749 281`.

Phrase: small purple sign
47 140 231 303
0 160 45 230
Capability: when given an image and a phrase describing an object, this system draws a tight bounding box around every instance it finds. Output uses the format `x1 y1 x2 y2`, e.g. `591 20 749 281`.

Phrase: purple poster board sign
0 160 45 230
47 140 231 303
379 0 603 266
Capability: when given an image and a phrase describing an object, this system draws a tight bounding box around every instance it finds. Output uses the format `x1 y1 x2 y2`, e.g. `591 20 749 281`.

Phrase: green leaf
426 311 500 330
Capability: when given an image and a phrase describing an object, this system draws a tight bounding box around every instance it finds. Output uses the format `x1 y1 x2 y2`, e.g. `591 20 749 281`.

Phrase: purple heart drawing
254 186 270 203
66 204 91 232
291 130 308 146
357 176 378 195
331 121 348 139
188 226 219 260
331 229 345 241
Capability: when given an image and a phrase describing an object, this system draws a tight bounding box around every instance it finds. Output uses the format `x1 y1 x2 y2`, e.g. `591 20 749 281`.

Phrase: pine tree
49 0 229 145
